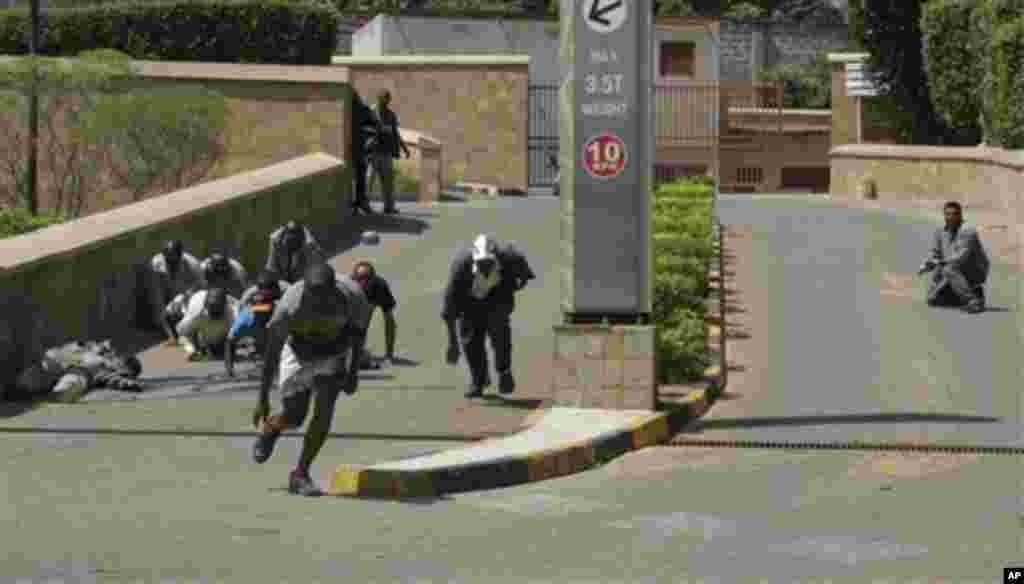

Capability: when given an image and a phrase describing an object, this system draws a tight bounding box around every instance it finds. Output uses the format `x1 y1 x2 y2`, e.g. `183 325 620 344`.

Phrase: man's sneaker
498 371 515 395
383 207 399 215
964 300 985 314
464 383 485 398
288 470 322 497
252 430 281 464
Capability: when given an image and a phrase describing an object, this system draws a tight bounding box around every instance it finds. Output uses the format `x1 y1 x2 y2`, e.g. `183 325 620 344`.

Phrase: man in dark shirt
266 221 326 284
351 261 398 367
918 201 990 314
442 234 536 398
368 90 412 215
351 89 381 216
251 263 370 496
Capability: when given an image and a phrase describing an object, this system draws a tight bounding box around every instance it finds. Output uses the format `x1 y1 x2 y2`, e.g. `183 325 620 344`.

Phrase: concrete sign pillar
552 0 657 411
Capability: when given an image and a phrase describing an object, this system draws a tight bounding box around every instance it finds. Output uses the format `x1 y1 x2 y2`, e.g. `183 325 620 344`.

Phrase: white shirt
176 289 241 344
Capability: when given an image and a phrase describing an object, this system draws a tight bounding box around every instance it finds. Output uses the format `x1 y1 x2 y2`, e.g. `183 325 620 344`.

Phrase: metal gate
528 84 559 188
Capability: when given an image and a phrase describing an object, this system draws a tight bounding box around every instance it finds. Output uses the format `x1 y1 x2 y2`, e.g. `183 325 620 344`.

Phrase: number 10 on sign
582 133 627 179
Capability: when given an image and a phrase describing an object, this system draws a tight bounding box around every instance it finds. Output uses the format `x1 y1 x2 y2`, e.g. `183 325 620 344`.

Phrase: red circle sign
582 133 627 179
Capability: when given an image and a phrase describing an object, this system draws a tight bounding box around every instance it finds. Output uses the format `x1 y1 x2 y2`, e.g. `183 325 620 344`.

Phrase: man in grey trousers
367 89 412 215
919 201 990 314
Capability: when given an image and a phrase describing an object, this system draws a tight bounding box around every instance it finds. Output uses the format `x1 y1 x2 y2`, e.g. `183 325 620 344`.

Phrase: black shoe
498 371 515 395
964 301 985 314
288 470 322 497
464 383 485 398
252 430 281 464
383 207 399 215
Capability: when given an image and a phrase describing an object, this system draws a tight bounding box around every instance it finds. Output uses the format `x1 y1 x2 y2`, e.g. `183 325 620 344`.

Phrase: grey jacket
265 226 326 284
927 222 990 286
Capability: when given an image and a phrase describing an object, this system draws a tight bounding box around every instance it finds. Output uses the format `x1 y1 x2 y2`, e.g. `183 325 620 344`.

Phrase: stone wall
719 18 850 81
0 58 354 217
0 154 351 393
338 56 529 193
829 144 1024 238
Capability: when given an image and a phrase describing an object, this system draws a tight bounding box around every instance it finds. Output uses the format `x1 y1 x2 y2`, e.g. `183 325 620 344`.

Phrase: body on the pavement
351 261 398 368
919 201 989 314
266 221 326 284
251 263 370 497
12 340 143 401
442 234 535 398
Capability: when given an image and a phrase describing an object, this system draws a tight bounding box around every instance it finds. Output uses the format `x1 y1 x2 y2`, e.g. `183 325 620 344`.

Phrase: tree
0 49 229 218
848 0 966 145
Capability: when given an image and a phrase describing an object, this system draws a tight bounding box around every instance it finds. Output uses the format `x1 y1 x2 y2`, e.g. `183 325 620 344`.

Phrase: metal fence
528 81 785 187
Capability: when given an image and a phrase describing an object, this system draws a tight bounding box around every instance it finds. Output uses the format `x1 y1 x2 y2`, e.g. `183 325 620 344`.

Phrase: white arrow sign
583 0 627 34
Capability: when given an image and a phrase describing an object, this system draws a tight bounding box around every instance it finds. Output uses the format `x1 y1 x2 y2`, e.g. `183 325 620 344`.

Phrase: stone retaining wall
0 153 350 394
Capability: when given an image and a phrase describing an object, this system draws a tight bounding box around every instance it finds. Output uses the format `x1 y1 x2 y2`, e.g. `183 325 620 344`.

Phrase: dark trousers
927 266 984 307
353 155 369 206
458 307 512 388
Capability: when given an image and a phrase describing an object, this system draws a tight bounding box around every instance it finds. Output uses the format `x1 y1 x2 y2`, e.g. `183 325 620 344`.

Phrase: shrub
922 0 983 135
396 169 419 194
759 53 833 109
990 17 1024 148
971 0 1024 144
0 206 68 238
0 0 340 65
651 177 716 385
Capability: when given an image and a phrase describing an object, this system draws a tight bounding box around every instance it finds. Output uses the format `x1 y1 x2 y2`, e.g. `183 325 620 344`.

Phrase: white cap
471 234 497 261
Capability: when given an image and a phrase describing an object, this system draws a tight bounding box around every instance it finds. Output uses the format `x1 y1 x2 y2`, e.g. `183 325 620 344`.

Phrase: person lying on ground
11 340 142 402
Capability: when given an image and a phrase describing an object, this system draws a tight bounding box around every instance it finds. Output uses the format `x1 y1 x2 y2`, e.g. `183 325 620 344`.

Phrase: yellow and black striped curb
326 224 730 500
327 411 675 499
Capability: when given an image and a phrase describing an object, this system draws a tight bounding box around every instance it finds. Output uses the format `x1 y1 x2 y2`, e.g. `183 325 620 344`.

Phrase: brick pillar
552 325 656 411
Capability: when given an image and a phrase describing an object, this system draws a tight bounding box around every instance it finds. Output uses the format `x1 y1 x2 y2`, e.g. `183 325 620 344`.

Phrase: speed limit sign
582 132 627 179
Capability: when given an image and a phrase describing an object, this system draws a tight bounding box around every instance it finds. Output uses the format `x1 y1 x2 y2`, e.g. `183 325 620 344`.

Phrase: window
659 42 696 78
736 167 763 185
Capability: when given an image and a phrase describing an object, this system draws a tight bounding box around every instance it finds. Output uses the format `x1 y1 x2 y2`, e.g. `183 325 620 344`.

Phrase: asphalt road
691 195 1023 448
1 193 1020 582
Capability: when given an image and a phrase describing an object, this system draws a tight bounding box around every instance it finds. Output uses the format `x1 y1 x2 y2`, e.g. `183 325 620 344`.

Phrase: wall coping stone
0 56 352 84
332 55 529 66
830 144 1024 170
0 153 345 275
827 52 869 63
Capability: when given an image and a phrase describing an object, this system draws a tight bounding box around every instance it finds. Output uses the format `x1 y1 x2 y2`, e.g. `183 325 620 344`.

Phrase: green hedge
759 53 833 109
971 0 1024 144
0 206 68 238
652 177 715 385
990 17 1024 148
921 0 982 134
0 0 340 65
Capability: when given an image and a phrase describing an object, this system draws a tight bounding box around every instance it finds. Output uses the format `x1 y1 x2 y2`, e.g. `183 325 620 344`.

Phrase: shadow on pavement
680 412 1001 432
386 356 420 367
0 426 492 442
478 396 545 409
322 492 456 504
0 399 43 419
348 213 432 237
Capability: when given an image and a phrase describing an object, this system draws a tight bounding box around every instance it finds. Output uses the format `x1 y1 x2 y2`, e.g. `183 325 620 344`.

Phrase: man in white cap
442 234 536 398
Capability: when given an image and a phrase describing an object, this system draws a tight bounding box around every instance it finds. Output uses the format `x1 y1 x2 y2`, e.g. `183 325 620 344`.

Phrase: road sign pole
552 0 657 410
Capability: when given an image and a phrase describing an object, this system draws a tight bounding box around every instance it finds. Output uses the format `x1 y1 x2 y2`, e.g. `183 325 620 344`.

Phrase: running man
250 263 370 496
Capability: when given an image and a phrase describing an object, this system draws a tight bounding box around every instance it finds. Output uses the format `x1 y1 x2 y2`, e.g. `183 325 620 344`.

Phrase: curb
327 223 729 500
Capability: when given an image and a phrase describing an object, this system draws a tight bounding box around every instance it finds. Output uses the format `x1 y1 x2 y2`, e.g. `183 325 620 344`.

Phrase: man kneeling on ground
224 272 291 377
176 287 241 361
250 263 370 497
919 201 990 314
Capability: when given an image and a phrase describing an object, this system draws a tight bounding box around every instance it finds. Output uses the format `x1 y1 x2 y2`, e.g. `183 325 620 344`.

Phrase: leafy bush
396 168 419 193
759 53 833 109
921 0 983 136
0 0 340 65
0 206 68 238
990 17 1024 148
971 0 1024 144
652 177 715 385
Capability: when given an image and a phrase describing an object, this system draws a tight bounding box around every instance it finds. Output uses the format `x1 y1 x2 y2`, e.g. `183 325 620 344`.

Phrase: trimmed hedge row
652 177 716 385
991 18 1024 148
922 0 1024 147
0 207 68 238
921 0 981 134
0 0 340 65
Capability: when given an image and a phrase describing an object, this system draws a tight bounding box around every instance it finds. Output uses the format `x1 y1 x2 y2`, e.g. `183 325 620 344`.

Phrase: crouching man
442 234 535 398
250 263 370 497
919 201 990 314
176 288 241 361
224 272 290 377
